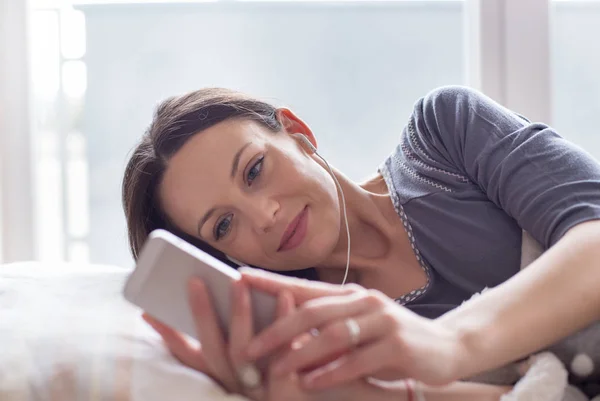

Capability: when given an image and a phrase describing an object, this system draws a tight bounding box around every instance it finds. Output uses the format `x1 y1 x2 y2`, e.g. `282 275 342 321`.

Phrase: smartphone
123 229 278 339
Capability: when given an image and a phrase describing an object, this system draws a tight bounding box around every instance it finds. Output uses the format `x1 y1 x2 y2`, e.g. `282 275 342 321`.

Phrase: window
27 0 466 267
551 0 600 160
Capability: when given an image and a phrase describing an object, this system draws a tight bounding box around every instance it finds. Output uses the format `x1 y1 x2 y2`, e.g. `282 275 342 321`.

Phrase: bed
0 262 248 401
0 262 592 401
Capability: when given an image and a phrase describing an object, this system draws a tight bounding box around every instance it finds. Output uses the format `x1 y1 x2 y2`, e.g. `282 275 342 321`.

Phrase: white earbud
291 133 318 154
292 133 351 286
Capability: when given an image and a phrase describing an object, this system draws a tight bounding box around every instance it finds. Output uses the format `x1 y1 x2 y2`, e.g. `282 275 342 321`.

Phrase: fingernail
237 364 262 388
141 314 154 326
142 313 159 326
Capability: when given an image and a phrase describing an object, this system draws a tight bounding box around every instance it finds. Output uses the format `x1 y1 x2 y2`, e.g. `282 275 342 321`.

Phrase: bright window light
60 9 86 59
62 60 87 99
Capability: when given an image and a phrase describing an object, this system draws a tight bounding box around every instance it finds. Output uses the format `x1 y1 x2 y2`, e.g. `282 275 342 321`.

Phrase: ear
276 108 318 151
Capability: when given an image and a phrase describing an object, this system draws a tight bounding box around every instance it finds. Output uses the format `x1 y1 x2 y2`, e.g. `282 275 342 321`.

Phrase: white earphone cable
231 134 351 286
313 152 351 286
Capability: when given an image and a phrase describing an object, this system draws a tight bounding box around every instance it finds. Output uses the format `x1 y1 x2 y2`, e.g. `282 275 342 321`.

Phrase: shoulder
409 86 484 152
411 86 475 136
417 85 490 120
415 85 528 141
423 85 488 104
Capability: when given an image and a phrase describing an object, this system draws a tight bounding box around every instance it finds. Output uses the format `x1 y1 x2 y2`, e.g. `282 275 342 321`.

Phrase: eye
214 214 233 241
246 156 264 186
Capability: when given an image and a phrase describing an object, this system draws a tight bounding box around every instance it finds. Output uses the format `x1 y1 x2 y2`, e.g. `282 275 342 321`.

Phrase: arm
419 86 600 379
346 380 511 401
242 87 600 386
417 382 511 401
439 219 600 379
240 265 565 387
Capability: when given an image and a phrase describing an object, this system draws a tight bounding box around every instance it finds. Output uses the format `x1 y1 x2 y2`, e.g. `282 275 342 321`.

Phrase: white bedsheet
0 262 583 401
0 262 249 401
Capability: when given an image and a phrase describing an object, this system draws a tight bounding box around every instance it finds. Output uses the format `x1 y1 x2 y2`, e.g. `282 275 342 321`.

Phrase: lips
278 206 308 252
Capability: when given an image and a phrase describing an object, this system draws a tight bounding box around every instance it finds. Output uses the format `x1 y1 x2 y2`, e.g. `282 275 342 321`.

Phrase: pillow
0 262 249 401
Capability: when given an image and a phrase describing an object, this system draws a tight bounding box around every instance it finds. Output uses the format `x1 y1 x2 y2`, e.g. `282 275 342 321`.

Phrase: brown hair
121 88 281 261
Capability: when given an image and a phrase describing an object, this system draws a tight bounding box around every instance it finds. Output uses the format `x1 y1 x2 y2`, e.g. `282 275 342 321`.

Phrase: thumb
239 267 354 304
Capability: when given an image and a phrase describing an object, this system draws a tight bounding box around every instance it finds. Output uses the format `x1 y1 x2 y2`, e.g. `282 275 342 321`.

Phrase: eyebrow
231 142 252 180
197 207 216 238
197 142 252 238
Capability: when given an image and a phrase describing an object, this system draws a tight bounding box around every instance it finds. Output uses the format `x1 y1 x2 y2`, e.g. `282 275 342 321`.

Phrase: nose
246 195 279 233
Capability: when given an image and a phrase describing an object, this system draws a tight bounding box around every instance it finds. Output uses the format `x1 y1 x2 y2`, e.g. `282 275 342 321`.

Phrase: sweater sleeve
413 85 600 248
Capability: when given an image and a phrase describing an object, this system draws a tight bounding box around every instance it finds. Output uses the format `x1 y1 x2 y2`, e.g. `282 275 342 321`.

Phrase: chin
303 233 337 264
269 247 329 272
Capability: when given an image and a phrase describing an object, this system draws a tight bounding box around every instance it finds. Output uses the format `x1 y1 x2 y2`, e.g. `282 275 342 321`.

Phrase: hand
143 279 263 398
143 277 373 401
241 268 464 388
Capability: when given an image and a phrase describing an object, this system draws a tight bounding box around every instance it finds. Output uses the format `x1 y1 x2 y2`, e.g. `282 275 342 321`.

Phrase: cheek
223 226 278 268
307 212 340 254
289 157 342 245
288 157 338 203
226 232 263 258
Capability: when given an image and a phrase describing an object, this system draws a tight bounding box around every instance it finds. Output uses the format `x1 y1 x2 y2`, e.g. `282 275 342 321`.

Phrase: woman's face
158 111 341 271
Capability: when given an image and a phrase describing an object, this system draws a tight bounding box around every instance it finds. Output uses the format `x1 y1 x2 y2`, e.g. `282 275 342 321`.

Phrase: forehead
159 119 270 231
173 118 266 162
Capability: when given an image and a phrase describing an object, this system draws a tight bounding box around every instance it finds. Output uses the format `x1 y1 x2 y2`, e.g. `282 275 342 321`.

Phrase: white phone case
123 229 278 339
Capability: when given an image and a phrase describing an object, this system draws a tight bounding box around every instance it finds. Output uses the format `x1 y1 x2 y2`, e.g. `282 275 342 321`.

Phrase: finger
188 278 238 391
247 291 373 360
301 339 397 390
142 313 208 372
278 289 295 317
246 290 379 361
271 311 391 376
240 267 357 303
229 280 263 398
276 291 315 353
266 290 298 356
266 290 302 398
229 281 254 364
277 290 316 350
262 290 297 363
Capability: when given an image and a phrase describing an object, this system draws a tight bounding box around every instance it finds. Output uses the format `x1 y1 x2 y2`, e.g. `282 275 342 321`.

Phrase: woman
123 86 600 400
